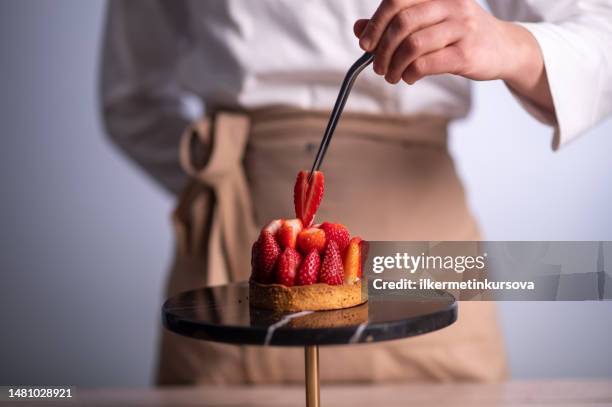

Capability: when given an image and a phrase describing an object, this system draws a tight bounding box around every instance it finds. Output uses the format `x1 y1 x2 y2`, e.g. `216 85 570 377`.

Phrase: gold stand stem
305 345 320 407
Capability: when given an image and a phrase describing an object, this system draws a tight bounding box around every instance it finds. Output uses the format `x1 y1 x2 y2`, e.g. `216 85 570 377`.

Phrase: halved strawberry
294 170 324 228
320 222 350 252
296 249 321 286
263 219 283 236
343 237 367 284
252 230 281 283
319 240 344 285
275 247 302 287
297 227 326 254
277 218 303 249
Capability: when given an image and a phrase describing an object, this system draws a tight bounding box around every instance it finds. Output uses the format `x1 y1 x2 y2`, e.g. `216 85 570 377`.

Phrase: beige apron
156 107 508 385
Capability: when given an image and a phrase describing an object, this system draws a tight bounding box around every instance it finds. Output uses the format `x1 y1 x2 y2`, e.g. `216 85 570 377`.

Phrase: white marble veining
263 311 314 345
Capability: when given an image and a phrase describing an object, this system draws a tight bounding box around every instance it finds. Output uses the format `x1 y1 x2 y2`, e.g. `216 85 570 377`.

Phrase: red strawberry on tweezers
278 218 303 249
275 247 302 287
319 240 344 285
252 230 281 284
320 222 350 252
294 170 324 228
296 249 320 286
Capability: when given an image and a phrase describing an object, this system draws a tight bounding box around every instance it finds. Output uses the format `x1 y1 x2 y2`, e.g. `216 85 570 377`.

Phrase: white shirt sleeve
487 0 612 150
100 0 202 194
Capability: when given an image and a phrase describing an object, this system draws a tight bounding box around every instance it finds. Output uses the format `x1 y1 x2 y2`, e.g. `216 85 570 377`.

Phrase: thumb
353 19 369 38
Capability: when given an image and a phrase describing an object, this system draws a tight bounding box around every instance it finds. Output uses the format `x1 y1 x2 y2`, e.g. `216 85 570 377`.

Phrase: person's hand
354 0 550 108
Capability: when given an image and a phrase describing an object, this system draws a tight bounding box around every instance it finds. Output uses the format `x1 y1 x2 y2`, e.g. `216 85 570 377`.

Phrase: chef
101 0 612 385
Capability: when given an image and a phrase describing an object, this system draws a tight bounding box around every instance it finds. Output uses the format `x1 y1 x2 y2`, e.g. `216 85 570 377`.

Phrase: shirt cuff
512 22 601 151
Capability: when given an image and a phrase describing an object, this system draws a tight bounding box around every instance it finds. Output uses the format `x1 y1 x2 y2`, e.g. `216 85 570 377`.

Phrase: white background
0 1 611 386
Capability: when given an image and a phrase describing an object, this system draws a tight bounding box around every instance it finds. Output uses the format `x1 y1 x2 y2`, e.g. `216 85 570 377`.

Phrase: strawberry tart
249 170 368 312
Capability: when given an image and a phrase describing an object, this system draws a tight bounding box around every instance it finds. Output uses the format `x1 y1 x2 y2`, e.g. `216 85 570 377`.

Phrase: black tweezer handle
308 52 374 180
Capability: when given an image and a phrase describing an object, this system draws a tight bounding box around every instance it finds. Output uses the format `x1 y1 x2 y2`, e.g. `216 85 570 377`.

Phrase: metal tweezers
308 52 374 181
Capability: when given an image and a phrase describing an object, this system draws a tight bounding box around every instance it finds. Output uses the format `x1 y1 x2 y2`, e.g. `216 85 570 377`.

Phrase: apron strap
175 112 257 285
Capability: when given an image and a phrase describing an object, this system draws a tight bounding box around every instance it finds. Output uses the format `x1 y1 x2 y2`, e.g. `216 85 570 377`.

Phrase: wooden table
75 381 612 406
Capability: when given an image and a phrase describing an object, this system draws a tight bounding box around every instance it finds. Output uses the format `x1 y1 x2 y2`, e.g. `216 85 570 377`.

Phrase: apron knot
174 112 257 285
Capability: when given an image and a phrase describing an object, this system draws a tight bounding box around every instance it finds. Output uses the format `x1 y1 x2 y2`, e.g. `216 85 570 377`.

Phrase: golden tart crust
249 280 367 312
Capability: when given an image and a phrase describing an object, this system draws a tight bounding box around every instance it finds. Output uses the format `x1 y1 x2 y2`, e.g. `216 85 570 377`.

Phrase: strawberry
320 222 350 252
263 219 283 236
294 170 324 228
343 237 367 284
251 240 260 269
252 230 281 284
277 218 303 249
319 240 344 285
275 247 302 287
296 249 320 285
297 227 326 254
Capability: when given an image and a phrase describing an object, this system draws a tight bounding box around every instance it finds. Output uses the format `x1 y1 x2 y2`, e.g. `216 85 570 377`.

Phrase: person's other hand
354 0 543 89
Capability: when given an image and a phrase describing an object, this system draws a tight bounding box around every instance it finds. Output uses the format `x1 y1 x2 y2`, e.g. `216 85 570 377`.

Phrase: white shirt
101 0 612 193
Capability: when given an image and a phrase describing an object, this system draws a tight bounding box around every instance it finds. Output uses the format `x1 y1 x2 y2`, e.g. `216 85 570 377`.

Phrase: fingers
373 1 449 76
354 19 369 38
359 0 426 51
357 0 480 84
385 20 464 83
401 45 466 84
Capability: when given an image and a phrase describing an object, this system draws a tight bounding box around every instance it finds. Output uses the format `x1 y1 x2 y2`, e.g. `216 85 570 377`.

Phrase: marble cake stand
162 282 457 407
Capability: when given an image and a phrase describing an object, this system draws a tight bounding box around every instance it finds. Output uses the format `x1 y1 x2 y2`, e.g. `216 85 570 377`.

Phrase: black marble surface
162 282 457 346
